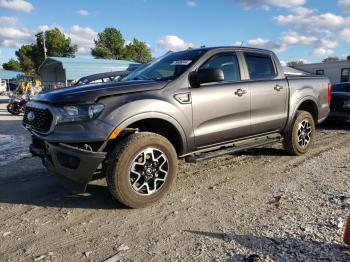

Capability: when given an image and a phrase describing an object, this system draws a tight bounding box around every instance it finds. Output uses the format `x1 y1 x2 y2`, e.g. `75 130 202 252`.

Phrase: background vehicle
23 47 330 208
329 83 350 122
7 95 28 115
0 79 6 95
74 70 133 86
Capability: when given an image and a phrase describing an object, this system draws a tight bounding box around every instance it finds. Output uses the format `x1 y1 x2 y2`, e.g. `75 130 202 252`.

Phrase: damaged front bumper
30 136 106 192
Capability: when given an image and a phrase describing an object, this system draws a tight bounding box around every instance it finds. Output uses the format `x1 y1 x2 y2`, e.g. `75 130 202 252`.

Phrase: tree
347 55 350 61
2 59 22 71
287 60 305 67
36 28 77 67
14 27 77 76
322 56 339 63
15 44 37 76
91 28 125 59
122 39 152 63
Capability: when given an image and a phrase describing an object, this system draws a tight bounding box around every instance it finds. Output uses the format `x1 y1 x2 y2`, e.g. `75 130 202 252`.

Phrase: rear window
332 83 350 92
245 53 276 80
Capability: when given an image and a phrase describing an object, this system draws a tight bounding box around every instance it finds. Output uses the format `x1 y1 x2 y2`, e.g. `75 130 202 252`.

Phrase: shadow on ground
0 160 126 210
187 230 350 261
318 119 350 131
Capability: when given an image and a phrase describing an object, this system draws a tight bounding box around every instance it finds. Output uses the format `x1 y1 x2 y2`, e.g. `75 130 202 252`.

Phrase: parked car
23 47 331 208
74 70 135 86
329 83 350 122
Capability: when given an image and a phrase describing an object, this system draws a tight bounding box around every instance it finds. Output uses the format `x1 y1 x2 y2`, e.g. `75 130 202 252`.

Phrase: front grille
23 106 53 133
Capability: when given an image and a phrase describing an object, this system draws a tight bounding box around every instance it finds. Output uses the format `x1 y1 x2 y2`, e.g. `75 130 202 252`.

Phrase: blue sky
0 0 349 66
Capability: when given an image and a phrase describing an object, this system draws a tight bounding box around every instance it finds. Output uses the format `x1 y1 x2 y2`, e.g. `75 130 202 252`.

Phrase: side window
316 69 325 76
244 53 276 80
200 53 241 82
341 68 350 82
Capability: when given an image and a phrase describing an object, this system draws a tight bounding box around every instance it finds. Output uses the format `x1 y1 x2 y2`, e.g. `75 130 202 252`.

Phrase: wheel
7 103 20 115
106 132 178 208
283 110 315 156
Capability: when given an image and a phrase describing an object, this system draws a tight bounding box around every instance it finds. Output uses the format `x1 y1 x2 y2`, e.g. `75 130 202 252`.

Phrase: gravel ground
0 96 349 261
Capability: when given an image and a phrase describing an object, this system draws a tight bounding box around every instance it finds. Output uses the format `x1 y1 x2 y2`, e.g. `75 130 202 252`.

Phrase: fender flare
115 112 189 155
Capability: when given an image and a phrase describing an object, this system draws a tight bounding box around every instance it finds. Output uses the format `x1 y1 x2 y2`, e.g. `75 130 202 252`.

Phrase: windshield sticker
170 60 192 66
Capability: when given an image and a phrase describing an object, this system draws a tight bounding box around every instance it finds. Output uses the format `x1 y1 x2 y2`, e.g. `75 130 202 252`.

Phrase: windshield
333 83 350 92
122 49 206 81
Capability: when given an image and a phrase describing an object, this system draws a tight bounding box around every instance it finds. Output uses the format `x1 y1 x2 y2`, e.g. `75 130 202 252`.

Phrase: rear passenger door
243 52 288 134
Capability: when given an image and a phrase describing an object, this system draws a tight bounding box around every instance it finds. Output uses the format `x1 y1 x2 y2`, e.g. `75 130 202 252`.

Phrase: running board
185 135 283 163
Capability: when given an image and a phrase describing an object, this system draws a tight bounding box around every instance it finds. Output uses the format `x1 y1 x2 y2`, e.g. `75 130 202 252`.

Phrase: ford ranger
23 47 331 208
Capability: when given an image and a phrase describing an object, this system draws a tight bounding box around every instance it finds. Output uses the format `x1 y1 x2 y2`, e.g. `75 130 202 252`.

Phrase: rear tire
106 132 178 208
283 110 315 156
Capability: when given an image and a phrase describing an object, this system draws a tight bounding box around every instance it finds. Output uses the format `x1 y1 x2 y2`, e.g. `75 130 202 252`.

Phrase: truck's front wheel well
126 118 183 155
297 100 318 122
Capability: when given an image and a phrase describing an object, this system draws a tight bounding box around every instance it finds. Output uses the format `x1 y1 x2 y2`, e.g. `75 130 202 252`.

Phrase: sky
0 0 350 66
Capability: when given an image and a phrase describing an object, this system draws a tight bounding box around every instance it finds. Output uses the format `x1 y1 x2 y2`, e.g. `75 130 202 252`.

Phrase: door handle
234 89 247 97
274 85 283 91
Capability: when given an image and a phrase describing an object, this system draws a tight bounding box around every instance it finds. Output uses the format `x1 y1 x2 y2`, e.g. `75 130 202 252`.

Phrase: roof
294 60 350 67
39 57 139 81
0 69 24 80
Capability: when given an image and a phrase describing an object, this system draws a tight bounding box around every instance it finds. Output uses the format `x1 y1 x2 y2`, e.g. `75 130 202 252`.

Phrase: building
39 57 139 88
0 69 25 91
0 69 24 80
293 61 350 85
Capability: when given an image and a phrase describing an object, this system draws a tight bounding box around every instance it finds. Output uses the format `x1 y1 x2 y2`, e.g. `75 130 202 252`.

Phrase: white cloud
280 32 317 45
76 9 90 16
290 6 315 16
232 0 306 10
66 25 97 54
238 38 287 53
274 13 347 32
186 0 196 7
0 16 19 26
338 0 350 12
0 0 33 12
157 35 195 51
0 16 31 48
340 28 350 42
312 47 333 57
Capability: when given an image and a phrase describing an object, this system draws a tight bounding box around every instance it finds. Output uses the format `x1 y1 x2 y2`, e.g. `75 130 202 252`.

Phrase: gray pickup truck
23 47 331 208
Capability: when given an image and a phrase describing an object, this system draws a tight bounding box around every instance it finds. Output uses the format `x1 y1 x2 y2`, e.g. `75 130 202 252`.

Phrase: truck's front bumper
30 137 106 192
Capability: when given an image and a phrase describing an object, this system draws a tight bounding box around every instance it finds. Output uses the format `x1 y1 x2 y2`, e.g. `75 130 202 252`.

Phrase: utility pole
36 31 47 59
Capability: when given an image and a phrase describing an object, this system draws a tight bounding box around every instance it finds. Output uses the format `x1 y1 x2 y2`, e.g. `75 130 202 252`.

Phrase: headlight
57 104 104 123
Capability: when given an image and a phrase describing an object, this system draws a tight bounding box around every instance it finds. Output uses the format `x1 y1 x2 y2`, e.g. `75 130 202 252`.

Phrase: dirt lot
0 95 349 261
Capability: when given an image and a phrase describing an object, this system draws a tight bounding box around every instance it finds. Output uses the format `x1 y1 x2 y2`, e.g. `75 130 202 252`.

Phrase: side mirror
189 68 224 88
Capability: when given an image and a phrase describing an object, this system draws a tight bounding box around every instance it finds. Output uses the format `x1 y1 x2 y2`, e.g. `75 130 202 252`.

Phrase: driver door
191 52 251 148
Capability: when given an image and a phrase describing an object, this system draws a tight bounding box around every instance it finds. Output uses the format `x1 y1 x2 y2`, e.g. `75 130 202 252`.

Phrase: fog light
57 152 80 169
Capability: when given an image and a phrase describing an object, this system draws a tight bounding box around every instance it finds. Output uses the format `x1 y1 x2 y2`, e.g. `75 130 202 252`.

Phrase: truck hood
32 80 167 105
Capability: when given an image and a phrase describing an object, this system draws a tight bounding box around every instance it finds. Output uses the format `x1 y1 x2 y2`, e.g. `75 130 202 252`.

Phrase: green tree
122 39 152 63
347 55 350 61
91 28 125 59
287 60 305 67
2 59 22 71
14 27 77 76
322 56 339 63
15 44 37 76
36 28 77 66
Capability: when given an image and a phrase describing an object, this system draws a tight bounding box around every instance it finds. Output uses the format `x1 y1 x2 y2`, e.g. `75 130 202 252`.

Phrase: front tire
106 132 178 208
7 103 20 115
283 110 315 156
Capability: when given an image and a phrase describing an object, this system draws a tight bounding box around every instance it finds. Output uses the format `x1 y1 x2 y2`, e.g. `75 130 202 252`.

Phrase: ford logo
27 111 35 122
